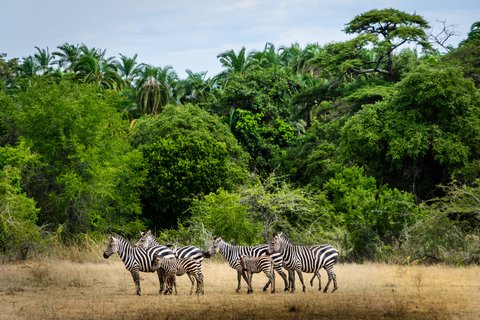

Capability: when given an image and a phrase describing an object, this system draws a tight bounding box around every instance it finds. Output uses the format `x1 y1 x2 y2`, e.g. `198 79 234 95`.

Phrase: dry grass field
0 258 479 320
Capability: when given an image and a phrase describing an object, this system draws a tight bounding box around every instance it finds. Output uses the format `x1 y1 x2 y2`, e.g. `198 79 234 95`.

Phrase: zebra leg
196 272 205 295
262 278 271 292
296 270 307 293
236 269 247 292
289 269 296 293
267 270 275 293
130 270 141 296
274 265 289 292
310 272 322 290
187 273 195 295
324 269 338 293
156 269 165 294
246 271 253 294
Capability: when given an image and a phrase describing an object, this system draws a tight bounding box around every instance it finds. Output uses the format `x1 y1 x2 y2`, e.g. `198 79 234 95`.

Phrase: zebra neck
118 240 134 262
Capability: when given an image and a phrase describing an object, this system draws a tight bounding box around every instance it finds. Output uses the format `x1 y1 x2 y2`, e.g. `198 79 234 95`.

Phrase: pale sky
1 0 478 78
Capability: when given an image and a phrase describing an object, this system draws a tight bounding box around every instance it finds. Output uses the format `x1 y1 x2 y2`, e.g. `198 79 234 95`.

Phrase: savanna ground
0 257 479 320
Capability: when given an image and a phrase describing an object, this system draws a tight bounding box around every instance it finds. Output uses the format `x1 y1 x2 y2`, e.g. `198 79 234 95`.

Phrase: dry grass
0 258 479 320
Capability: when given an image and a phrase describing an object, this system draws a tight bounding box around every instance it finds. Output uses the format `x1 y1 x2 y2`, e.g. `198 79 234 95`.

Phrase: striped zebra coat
103 234 175 295
208 236 289 292
239 255 275 294
267 232 339 293
152 256 204 295
136 230 211 264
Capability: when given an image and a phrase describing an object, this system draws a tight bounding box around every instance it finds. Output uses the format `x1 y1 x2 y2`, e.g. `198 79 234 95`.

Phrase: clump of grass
30 264 52 287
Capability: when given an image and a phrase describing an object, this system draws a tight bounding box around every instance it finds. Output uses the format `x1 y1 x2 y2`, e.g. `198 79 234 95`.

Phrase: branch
428 19 459 52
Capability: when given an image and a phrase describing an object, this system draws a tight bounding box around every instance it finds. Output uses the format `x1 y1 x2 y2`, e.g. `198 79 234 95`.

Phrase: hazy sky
1 0 478 77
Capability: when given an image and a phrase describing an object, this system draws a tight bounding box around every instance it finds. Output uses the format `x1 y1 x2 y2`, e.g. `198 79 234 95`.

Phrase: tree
53 43 80 73
130 104 249 229
135 65 176 115
115 53 143 87
344 8 431 79
74 51 122 89
14 79 145 235
33 47 54 75
0 53 19 90
340 66 480 201
0 142 41 258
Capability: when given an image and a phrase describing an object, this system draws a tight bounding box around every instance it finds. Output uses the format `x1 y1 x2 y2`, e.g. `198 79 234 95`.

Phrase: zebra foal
102 234 175 295
208 236 289 293
152 256 205 295
239 255 275 294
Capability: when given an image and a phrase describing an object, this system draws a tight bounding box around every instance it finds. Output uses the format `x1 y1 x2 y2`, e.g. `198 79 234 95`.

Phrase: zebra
208 236 289 292
308 244 338 291
151 256 204 295
239 255 275 294
102 233 175 295
135 230 211 265
267 232 339 293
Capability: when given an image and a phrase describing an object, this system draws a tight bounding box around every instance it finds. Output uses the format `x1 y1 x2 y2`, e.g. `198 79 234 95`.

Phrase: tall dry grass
1 256 479 320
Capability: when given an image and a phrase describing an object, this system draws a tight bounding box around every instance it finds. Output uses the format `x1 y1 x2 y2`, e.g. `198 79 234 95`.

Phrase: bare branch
428 19 459 52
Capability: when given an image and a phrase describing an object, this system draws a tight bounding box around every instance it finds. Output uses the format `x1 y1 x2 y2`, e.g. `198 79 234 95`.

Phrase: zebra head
151 254 163 271
135 230 153 248
103 234 120 259
208 236 222 256
267 232 284 254
239 254 247 269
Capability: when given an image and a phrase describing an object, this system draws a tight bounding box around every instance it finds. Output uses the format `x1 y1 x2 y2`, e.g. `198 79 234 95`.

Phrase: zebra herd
103 231 339 295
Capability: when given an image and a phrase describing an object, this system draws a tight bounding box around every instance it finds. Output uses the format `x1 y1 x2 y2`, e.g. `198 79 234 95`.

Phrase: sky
1 0 479 78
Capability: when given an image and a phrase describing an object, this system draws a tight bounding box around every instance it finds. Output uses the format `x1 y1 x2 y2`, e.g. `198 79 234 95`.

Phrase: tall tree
53 43 80 73
115 53 143 87
135 65 177 115
33 47 54 75
344 8 431 79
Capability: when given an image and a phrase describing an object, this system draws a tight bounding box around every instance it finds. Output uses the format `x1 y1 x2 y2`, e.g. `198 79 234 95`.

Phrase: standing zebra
135 230 210 265
208 236 289 292
103 234 175 295
151 256 204 295
239 255 275 294
267 232 339 293
308 244 338 291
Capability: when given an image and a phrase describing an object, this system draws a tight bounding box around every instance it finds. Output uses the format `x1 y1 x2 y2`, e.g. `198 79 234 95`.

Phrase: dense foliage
1 9 479 264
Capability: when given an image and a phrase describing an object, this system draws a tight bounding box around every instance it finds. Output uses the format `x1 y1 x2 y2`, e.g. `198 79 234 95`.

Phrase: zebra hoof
263 287 268 292
284 288 289 292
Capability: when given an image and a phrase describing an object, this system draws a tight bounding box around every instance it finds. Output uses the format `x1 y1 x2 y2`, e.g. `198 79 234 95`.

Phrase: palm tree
174 69 211 104
33 47 54 75
74 50 122 89
53 43 80 73
249 42 280 69
17 56 38 77
278 43 303 71
135 65 177 115
115 53 143 88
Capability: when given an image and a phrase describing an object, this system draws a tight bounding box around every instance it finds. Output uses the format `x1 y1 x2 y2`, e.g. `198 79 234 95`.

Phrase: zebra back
136 230 209 264
209 236 281 270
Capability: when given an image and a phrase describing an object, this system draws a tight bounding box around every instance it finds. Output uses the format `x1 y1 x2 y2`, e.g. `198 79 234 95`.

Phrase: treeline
1 9 479 264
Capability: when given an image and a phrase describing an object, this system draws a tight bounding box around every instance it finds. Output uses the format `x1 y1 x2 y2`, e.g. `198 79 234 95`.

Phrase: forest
1 8 479 265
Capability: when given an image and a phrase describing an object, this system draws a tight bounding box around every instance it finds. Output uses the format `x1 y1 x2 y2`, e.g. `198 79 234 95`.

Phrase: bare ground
0 259 479 319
